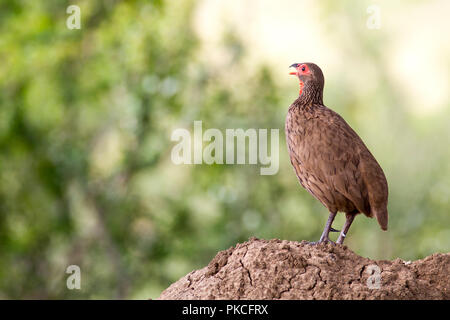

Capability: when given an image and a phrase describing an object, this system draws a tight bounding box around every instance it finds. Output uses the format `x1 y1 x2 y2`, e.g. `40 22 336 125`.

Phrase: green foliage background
0 0 448 299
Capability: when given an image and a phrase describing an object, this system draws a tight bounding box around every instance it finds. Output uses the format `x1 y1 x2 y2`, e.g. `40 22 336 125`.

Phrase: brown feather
285 63 388 231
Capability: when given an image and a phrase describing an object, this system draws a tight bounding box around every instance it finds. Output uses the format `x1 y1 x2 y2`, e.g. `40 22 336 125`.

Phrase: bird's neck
296 82 323 106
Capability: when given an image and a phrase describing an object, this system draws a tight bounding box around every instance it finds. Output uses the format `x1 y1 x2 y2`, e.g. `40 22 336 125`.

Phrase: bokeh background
0 0 449 299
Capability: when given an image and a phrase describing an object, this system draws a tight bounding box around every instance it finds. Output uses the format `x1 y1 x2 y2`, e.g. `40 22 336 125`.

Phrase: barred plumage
286 62 388 244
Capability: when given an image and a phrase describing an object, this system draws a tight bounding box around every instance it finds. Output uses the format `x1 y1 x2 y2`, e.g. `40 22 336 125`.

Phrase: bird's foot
308 238 336 245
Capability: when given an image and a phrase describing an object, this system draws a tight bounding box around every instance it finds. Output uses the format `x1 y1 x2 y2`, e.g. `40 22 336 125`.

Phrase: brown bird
285 62 388 244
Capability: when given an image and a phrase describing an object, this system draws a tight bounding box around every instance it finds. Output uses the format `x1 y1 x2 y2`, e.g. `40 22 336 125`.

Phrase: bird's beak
289 63 299 75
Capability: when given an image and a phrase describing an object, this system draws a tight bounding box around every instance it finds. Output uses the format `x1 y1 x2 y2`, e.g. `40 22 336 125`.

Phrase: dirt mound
158 238 449 300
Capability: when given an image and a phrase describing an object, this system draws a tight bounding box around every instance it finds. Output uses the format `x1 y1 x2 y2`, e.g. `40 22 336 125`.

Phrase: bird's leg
310 212 337 244
319 212 337 243
336 213 355 244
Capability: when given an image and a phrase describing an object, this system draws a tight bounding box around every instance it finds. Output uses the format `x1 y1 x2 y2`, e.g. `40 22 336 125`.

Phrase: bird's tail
373 208 388 231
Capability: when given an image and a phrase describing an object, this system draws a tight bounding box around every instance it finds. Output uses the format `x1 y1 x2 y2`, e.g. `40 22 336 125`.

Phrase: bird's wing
358 146 389 229
288 109 370 214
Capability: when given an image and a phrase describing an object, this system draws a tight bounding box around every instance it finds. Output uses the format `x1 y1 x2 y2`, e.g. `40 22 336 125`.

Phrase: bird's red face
289 63 312 95
289 63 311 77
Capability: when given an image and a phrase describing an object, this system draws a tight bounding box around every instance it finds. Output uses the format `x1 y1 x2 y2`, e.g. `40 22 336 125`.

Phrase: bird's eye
301 66 306 72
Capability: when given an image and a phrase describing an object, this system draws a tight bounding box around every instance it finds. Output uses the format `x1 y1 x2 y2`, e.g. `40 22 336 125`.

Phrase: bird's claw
308 238 336 245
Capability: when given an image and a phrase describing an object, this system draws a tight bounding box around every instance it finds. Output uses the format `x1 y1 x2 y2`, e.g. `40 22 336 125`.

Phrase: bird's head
289 62 324 102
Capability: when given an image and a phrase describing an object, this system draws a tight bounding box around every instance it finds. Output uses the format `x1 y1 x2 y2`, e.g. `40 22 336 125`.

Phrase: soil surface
158 237 449 300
